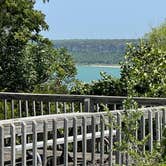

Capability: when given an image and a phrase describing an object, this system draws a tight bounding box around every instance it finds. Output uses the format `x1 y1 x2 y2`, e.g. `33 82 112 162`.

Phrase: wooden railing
0 92 166 119
0 106 166 165
0 92 166 165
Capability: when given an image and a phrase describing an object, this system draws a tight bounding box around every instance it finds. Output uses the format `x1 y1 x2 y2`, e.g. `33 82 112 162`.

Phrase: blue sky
35 0 166 40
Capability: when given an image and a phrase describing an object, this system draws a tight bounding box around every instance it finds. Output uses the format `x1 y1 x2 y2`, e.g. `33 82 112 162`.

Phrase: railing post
84 98 90 112
64 118 68 166
4 99 7 120
148 110 153 153
141 114 145 153
155 111 160 143
32 121 37 166
116 112 122 165
91 115 96 165
109 116 113 166
84 98 94 153
53 119 57 166
43 120 48 166
73 117 77 166
21 122 26 166
82 116 87 166
0 125 4 166
11 124 16 166
84 98 94 112
100 115 105 166
163 108 166 126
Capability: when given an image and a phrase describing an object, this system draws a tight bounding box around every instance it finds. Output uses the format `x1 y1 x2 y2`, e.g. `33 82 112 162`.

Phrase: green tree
35 48 77 94
145 21 166 51
0 0 76 92
0 0 48 91
121 40 166 97
71 72 125 96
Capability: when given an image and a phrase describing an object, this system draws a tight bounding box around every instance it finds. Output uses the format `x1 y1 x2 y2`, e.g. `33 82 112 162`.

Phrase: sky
35 0 166 40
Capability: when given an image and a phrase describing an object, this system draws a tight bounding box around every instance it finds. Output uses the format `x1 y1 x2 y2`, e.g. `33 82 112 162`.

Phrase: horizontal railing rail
0 92 166 120
0 106 165 166
0 92 166 104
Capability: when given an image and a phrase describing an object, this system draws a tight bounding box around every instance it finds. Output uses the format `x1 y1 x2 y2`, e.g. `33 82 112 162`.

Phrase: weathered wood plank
73 117 77 166
108 116 113 166
0 125 4 166
21 122 26 166
32 121 37 166
100 115 105 166
64 118 68 166
11 124 16 166
0 92 166 106
82 116 87 166
116 112 121 165
25 100 29 117
53 119 57 166
11 100 14 119
91 115 96 165
4 99 7 120
148 110 153 153
43 120 48 166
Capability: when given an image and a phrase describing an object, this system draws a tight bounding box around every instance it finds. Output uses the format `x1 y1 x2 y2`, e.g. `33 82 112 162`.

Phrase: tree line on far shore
53 39 138 65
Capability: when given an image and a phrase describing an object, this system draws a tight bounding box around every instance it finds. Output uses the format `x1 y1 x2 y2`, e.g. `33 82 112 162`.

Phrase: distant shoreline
76 64 121 68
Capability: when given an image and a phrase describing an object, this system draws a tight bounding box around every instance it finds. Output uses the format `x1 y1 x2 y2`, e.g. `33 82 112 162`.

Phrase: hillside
53 39 138 65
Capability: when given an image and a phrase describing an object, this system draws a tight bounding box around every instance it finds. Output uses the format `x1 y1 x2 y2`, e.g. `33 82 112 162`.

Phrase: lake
76 65 121 82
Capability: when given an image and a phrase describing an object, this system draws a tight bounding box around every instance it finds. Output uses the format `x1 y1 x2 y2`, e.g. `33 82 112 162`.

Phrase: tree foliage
121 40 166 97
71 72 126 96
54 39 138 65
0 0 76 92
145 21 166 51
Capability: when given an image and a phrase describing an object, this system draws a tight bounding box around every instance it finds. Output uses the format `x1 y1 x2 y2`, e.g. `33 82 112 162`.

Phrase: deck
0 92 165 166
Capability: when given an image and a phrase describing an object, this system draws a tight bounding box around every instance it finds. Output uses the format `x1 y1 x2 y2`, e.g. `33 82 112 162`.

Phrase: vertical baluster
160 110 163 138
40 101 44 115
53 119 57 166
148 110 153 153
114 104 117 110
73 117 77 166
43 121 48 166
116 112 122 165
90 100 94 112
64 118 68 166
163 108 166 126
0 125 4 166
84 99 90 112
141 114 145 153
48 102 51 114
33 100 36 116
22 122 26 166
4 99 7 119
64 102 67 113
156 111 160 143
105 103 108 109
33 121 37 166
97 103 100 112
71 102 74 112
91 115 96 165
11 100 14 118
25 100 29 117
11 124 16 166
55 102 58 114
82 116 87 166
80 102 83 112
19 100 22 118
109 116 113 166
100 115 104 166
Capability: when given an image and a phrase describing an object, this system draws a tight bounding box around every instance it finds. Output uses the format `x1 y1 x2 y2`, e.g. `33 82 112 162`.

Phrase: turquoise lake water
76 65 121 82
